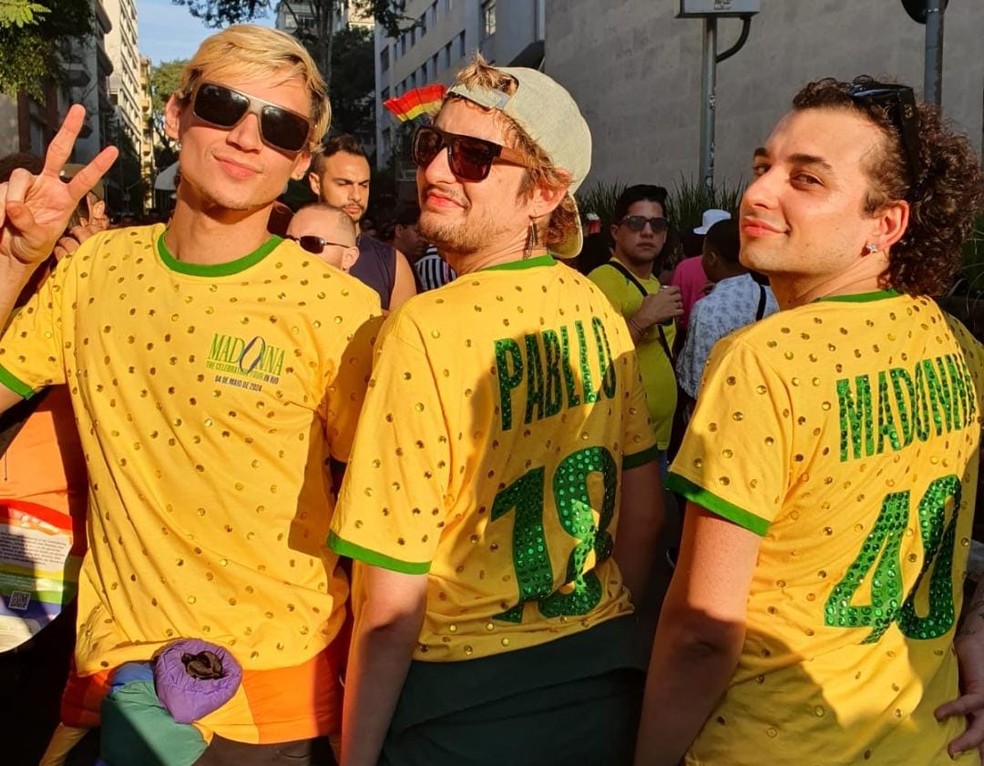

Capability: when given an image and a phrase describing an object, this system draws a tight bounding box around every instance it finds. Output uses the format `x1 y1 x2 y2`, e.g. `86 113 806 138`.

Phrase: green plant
665 174 745 234
574 180 626 228
935 215 984 343
958 215 984 292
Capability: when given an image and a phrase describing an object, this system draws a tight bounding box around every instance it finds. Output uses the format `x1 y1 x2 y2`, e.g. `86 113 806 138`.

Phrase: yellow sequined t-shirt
668 291 984 766
0 225 380 678
589 261 676 449
330 256 657 661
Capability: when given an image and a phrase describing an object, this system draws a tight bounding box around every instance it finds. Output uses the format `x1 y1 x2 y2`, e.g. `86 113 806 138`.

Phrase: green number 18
825 475 962 643
491 446 617 623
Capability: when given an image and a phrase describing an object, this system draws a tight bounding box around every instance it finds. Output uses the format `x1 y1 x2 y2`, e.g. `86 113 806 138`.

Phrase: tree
325 24 374 140
171 1 414 85
150 59 188 171
0 0 92 99
0 1 49 28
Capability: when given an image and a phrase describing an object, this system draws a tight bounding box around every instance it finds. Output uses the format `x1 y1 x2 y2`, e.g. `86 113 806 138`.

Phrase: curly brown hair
450 56 579 251
792 77 983 296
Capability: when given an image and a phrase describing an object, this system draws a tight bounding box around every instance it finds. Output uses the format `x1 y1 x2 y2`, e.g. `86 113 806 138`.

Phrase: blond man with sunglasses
0 25 379 766
635 77 984 766
329 54 664 766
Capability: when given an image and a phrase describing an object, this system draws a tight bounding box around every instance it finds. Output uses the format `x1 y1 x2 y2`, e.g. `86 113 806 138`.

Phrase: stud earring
865 243 879 255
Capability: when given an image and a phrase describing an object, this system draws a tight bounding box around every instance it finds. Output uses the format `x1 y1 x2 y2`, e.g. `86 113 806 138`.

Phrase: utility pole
924 0 944 106
901 0 948 107
678 1 760 193
699 18 717 194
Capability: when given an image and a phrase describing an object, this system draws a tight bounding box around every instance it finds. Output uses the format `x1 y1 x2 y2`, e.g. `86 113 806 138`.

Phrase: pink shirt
669 255 709 330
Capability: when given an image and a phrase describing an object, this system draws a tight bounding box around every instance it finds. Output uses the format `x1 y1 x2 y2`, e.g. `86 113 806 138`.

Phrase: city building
103 0 141 149
545 0 984 192
103 0 146 214
0 0 114 164
139 55 155 212
0 0 127 187
274 0 366 36
373 0 547 168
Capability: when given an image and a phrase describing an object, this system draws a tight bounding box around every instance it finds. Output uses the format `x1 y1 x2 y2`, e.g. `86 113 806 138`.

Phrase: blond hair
175 25 331 149
450 54 579 249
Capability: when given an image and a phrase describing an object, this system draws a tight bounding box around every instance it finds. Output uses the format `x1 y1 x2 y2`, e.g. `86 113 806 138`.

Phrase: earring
524 219 539 260
865 243 879 255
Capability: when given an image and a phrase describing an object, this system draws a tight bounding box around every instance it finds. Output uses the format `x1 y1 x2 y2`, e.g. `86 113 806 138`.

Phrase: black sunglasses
286 235 349 255
619 215 669 233
847 82 922 190
411 125 529 182
192 82 312 154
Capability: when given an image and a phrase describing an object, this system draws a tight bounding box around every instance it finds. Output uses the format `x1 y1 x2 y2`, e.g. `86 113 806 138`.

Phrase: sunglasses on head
847 82 922 191
286 235 349 255
411 125 529 182
191 82 312 154
619 215 669 233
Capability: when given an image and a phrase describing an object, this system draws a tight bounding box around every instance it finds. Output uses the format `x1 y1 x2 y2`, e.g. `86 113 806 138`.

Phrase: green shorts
381 616 646 766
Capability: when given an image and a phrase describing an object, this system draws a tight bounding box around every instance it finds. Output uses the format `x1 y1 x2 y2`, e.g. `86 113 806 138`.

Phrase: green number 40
825 475 962 643
491 446 617 623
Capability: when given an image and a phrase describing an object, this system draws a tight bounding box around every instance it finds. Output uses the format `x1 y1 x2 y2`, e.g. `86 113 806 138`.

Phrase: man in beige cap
329 53 664 766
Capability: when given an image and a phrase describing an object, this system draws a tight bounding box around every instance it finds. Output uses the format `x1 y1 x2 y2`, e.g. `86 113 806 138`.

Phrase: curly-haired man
635 77 984 766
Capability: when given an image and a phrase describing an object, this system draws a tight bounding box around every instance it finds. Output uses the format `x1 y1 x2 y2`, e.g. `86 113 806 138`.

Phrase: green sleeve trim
665 473 770 537
158 230 281 276
815 289 900 303
328 531 431 575
0 364 35 399
482 255 556 272
623 443 660 470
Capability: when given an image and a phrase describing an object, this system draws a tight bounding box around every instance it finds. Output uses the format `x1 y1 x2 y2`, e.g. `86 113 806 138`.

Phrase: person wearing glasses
328 55 663 766
286 203 360 273
634 77 984 766
0 25 380 765
308 135 417 312
589 185 684 475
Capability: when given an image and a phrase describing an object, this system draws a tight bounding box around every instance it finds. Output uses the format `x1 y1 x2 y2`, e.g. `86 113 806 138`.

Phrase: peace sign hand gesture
0 104 119 269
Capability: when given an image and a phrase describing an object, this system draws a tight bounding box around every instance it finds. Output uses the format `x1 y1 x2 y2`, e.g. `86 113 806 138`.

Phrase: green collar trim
482 254 557 272
157 231 282 276
816 289 901 304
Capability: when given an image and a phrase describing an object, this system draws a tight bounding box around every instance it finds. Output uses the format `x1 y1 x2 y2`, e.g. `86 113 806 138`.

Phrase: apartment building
102 0 143 151
274 1 369 35
5 0 116 164
139 55 155 210
373 0 546 168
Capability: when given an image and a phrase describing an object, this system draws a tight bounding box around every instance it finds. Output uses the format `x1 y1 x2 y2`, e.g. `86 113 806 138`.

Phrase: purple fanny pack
153 639 243 724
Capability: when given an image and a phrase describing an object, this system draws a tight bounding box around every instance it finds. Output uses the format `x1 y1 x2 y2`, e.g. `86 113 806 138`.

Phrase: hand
52 223 102 262
0 105 118 269
633 286 683 330
936 631 984 758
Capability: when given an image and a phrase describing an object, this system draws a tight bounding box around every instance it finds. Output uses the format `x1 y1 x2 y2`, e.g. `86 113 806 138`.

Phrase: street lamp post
900 0 948 108
924 0 944 106
677 0 760 193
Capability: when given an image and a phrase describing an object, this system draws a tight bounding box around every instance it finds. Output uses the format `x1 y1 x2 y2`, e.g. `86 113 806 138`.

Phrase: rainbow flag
383 83 447 123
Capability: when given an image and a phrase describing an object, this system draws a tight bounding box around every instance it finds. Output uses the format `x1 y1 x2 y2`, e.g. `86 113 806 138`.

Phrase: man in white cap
669 208 732 334
675 218 778 403
329 53 664 766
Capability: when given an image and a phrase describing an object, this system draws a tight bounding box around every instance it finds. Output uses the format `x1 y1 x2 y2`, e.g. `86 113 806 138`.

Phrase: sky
137 0 274 65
